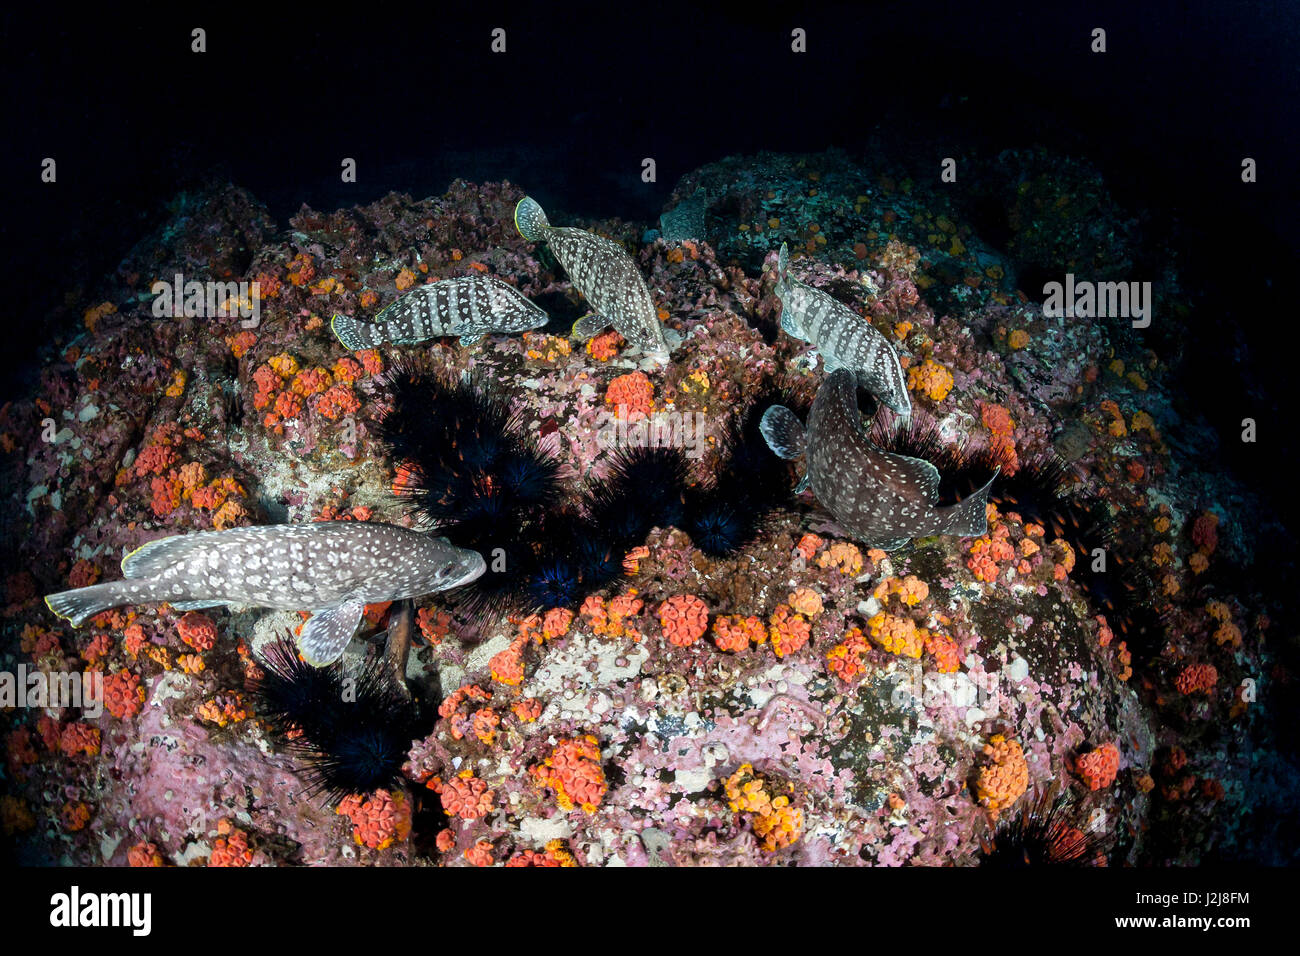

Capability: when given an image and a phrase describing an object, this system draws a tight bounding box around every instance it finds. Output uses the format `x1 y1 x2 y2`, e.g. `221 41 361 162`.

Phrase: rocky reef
1 151 1293 866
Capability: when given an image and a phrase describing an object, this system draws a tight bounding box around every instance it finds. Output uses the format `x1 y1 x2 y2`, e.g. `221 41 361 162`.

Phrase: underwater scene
2 5 1297 893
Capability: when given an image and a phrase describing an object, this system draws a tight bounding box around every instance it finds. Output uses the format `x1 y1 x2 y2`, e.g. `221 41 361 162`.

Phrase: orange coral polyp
532 735 607 812
975 734 1029 817
658 594 709 646
605 372 654 420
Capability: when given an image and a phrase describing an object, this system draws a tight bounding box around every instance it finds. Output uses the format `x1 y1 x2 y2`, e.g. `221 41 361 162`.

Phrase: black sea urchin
377 360 561 533
681 392 793 557
979 788 1113 867
376 358 563 619
586 446 691 548
252 637 428 804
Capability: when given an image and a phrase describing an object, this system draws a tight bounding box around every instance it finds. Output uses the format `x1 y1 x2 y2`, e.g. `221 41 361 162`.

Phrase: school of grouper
1 152 1291 865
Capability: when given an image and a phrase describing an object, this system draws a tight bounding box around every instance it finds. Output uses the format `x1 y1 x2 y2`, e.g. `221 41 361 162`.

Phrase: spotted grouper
761 369 995 550
44 522 486 665
331 274 548 350
514 195 679 358
774 242 911 419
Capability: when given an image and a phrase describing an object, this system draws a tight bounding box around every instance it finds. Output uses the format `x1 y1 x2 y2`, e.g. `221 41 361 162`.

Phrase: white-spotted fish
514 196 677 357
44 522 486 666
774 243 912 419
332 275 548 350
761 369 995 551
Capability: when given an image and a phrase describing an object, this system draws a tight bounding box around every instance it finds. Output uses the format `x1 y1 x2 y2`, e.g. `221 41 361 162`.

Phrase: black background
3 0 1297 544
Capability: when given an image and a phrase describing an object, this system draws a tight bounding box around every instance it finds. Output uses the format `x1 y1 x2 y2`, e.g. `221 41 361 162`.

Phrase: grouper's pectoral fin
779 303 807 340
794 473 812 494
571 313 610 342
940 469 1000 538
297 598 366 667
457 329 488 347
881 450 943 503
820 350 845 373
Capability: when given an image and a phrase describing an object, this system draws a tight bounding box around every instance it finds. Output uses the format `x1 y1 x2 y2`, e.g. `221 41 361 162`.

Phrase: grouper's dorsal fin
121 534 204 579
298 598 366 667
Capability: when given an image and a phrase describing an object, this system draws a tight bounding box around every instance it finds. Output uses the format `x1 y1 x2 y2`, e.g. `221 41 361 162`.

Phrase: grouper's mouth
449 550 487 589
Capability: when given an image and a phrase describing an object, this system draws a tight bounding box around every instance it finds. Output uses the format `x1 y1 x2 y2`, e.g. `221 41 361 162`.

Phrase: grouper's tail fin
514 196 550 243
331 314 385 350
941 470 1000 537
760 405 807 460
45 581 137 627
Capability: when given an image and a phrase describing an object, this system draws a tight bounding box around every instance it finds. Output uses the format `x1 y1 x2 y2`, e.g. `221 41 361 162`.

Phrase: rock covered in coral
1 152 1292 867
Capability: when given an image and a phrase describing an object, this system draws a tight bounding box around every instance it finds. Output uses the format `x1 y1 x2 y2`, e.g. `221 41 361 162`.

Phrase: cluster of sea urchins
374 358 792 621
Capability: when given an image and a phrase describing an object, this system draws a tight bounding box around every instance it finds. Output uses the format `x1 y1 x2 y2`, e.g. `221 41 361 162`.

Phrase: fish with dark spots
774 242 912 419
331 274 548 350
761 369 995 550
514 195 679 358
44 522 486 666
